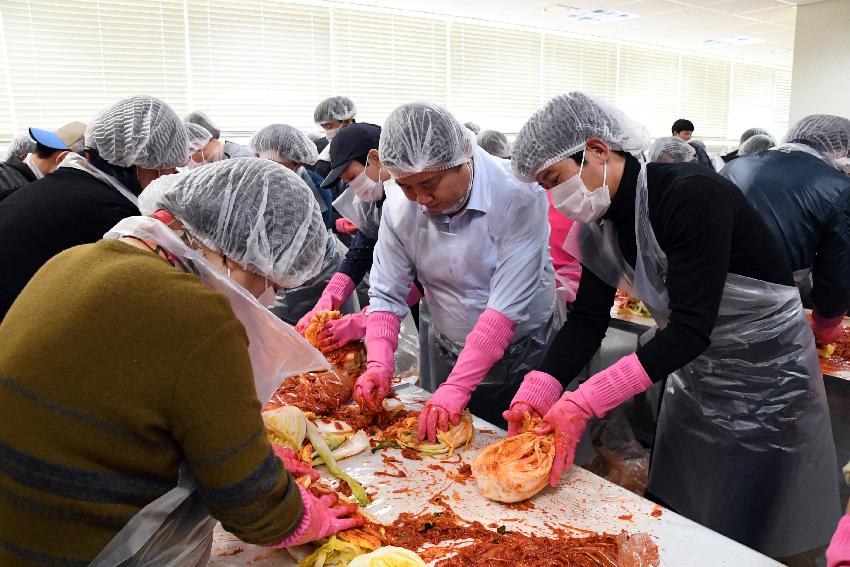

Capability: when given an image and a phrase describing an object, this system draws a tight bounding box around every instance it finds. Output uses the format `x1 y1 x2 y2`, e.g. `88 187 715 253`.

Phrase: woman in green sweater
0 158 362 566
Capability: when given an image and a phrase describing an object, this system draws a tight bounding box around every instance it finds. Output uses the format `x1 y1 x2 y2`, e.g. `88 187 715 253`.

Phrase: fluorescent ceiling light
543 4 578 15
565 9 638 23
704 35 766 46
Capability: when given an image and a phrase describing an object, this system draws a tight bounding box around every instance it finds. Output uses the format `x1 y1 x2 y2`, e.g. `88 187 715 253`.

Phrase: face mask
835 156 850 175
348 158 385 202
550 149 610 223
325 126 341 142
257 278 277 307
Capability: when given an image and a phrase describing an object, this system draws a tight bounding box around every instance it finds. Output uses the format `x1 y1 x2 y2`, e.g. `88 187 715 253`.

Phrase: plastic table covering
209 383 781 567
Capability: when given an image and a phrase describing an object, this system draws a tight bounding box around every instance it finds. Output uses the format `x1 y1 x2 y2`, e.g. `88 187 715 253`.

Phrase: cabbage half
471 431 555 503
348 547 426 567
391 411 473 457
263 406 307 450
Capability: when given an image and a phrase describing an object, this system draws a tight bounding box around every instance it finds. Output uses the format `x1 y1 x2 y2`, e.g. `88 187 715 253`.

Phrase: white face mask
325 126 341 142
257 278 277 307
835 156 850 175
550 150 610 223
348 158 385 202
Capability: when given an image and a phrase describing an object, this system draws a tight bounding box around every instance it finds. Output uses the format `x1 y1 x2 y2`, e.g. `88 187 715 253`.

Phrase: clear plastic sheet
583 409 649 496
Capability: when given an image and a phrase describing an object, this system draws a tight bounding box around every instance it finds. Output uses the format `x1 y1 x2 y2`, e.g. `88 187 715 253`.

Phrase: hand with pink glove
827 511 850 567
270 485 363 548
317 309 367 353
271 445 320 482
354 311 400 413
502 370 563 437
812 311 846 346
538 353 653 487
335 218 359 235
295 273 357 334
418 309 516 443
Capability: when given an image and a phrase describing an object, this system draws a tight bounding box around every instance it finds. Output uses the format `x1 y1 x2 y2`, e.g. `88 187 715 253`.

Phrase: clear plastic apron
332 188 382 240
94 216 331 566
564 165 840 557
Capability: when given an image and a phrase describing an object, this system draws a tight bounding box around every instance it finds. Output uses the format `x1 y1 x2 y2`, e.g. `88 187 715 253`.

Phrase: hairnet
379 102 475 178
85 96 189 169
185 123 213 154
137 171 183 216
5 134 36 159
185 110 221 139
783 114 850 161
250 124 319 166
464 122 481 135
512 91 650 181
739 127 770 145
314 96 357 125
738 134 776 156
158 158 326 289
647 136 695 163
477 130 511 159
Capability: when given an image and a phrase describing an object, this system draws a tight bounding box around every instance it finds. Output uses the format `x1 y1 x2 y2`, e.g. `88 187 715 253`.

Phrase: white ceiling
328 0 826 67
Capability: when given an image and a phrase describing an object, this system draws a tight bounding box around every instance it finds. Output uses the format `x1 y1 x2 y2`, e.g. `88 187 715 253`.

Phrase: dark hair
34 142 64 160
567 149 629 165
672 119 694 134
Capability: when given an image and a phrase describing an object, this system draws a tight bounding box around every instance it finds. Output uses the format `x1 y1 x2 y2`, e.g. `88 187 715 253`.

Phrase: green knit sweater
0 239 302 566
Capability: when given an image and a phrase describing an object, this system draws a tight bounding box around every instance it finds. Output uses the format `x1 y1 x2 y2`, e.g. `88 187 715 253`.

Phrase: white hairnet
314 96 357 125
783 114 850 161
379 102 475 179
185 110 220 139
137 171 184 216
738 134 776 156
250 124 319 166
158 158 326 288
85 96 189 169
739 127 771 145
647 136 696 163
5 134 36 159
464 121 481 135
185 123 213 154
477 130 511 159
512 92 650 181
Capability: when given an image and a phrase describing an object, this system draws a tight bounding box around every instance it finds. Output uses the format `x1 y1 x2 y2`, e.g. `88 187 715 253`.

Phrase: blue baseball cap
28 127 70 151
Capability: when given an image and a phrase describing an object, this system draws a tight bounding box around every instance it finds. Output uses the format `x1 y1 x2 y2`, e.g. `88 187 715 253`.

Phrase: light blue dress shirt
368 146 554 343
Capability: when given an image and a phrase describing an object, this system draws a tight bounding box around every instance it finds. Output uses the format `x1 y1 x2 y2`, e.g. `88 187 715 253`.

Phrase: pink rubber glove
295 273 357 333
272 445 320 482
354 311 400 413
317 309 367 353
537 353 653 487
270 485 363 548
335 218 359 235
827 515 850 567
812 311 845 346
418 309 516 443
406 283 423 307
502 371 563 437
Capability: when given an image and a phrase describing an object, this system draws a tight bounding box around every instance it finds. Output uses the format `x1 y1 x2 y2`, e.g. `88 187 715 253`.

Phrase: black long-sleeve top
339 229 378 285
539 155 794 384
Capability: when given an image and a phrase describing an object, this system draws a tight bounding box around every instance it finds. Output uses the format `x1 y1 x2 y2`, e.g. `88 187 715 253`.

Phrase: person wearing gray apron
508 92 841 564
353 102 556 439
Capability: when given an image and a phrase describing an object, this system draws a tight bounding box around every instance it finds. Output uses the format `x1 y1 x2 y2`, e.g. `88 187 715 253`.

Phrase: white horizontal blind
616 46 680 138
541 35 617 104
0 1 793 145
187 1 330 136
332 8 448 128
449 23 541 133
1 0 186 134
679 55 730 140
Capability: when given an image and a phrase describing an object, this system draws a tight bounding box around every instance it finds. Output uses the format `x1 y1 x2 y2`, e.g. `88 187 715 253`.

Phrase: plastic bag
617 531 660 567
583 408 649 496
394 311 420 379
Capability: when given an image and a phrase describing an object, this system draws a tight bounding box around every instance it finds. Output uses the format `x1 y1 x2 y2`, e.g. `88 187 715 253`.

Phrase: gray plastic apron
418 300 557 427
271 231 358 325
564 165 840 557
99 217 331 566
333 188 382 240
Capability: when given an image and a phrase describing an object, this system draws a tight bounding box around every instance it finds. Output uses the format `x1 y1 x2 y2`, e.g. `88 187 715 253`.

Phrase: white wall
789 0 850 124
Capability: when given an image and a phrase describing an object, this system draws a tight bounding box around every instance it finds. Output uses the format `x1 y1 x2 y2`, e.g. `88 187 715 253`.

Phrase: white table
210 383 781 566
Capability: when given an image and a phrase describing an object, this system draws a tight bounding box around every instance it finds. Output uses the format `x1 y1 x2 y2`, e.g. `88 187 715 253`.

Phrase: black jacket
0 167 139 320
0 155 37 202
540 157 792 384
722 150 850 318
